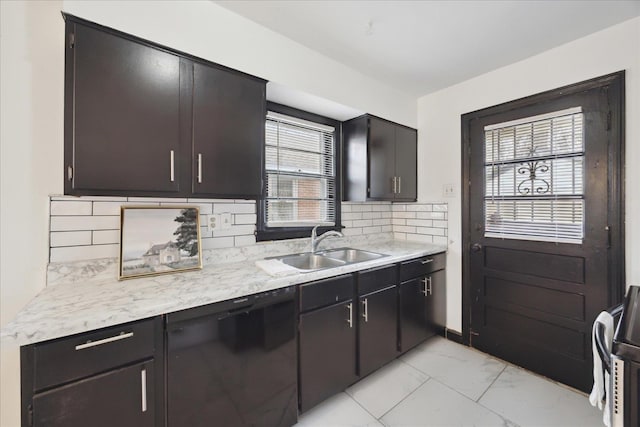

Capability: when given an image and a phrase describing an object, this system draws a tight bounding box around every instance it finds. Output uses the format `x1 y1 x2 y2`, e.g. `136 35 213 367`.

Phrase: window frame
256 102 342 242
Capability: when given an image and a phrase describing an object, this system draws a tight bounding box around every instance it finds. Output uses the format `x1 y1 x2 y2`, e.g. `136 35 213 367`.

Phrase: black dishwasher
166 286 297 427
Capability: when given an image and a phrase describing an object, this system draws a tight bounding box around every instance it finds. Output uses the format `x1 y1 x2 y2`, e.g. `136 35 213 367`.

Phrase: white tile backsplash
50 200 93 216
50 231 92 247
50 215 120 232
47 197 448 263
50 244 119 263
92 229 120 245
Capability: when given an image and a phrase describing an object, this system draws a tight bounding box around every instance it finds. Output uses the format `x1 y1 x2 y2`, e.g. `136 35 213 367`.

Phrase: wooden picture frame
119 206 202 280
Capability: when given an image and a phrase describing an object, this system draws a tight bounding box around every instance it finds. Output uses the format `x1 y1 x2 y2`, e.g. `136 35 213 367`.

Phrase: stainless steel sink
269 247 388 272
278 253 346 270
319 248 386 263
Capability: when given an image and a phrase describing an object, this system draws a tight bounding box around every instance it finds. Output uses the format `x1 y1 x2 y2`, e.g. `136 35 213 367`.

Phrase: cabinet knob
471 243 483 252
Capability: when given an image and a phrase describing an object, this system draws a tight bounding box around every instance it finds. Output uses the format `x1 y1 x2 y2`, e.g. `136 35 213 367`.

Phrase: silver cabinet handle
141 367 147 413
346 303 353 328
421 258 434 265
398 176 402 194
170 150 175 182
362 298 368 322
421 277 432 296
392 176 397 194
67 166 73 182
197 153 203 183
75 331 134 350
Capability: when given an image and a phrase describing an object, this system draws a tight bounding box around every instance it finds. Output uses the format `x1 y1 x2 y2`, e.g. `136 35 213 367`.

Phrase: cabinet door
368 117 396 200
359 286 397 377
399 278 428 352
425 269 447 336
394 126 417 201
192 63 265 197
299 300 357 412
32 361 154 427
69 23 181 194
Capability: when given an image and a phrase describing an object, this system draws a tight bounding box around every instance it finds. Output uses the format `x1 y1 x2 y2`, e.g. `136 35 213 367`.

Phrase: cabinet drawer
299 275 354 313
400 252 446 282
358 265 397 296
33 318 157 391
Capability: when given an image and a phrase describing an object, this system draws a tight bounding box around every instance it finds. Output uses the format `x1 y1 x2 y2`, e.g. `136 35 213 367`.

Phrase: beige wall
0 1 64 425
417 17 640 332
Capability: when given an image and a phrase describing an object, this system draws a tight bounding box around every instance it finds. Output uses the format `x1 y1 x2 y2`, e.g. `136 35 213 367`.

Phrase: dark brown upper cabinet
191 62 265 198
343 115 417 202
63 15 265 199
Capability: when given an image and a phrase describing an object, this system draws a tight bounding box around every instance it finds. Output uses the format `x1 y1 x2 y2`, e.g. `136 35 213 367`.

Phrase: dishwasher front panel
167 295 296 427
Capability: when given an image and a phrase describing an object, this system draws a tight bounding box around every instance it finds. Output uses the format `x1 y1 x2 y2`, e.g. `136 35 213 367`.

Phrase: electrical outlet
207 214 218 233
443 183 455 198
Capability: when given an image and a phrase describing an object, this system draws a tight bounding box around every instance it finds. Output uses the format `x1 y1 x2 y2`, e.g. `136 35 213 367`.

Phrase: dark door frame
460 71 626 346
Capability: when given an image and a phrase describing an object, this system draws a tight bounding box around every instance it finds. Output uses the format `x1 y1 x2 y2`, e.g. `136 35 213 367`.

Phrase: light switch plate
443 183 455 198
220 212 232 230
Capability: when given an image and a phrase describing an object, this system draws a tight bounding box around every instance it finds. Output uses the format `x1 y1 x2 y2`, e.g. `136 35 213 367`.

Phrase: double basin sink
271 248 388 272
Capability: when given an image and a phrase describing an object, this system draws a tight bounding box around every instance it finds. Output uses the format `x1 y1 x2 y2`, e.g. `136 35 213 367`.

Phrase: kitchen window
257 103 341 241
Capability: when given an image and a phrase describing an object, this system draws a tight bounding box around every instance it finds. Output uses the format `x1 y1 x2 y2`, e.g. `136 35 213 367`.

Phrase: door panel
359 286 397 377
394 126 417 201
467 82 618 392
399 279 428 351
192 62 265 197
426 269 447 335
33 361 154 427
368 118 396 199
72 23 181 193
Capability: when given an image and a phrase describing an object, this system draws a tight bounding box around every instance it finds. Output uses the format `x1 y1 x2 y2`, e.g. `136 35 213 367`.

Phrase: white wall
61 0 417 127
0 1 64 425
417 17 640 332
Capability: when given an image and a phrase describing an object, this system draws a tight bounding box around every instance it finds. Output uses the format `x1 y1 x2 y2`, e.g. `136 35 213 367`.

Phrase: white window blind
265 111 336 228
484 107 584 244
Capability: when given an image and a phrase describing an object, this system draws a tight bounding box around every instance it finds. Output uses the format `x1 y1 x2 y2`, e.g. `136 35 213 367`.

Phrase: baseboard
445 328 464 345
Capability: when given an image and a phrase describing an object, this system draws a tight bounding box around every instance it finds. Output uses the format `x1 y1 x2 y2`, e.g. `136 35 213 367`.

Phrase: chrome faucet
310 225 344 253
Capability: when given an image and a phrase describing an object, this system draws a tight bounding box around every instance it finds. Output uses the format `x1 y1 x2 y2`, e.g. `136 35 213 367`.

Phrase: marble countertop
0 239 446 347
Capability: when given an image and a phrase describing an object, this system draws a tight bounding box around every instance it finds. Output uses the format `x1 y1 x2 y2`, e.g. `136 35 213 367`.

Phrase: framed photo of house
119 206 203 280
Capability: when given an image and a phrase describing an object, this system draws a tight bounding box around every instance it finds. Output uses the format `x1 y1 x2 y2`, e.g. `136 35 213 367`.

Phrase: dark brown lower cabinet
399 278 429 351
298 300 357 412
426 269 447 336
359 285 397 377
32 361 154 427
20 317 163 427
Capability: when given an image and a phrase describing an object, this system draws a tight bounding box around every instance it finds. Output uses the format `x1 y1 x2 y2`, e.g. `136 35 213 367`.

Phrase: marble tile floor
295 336 604 427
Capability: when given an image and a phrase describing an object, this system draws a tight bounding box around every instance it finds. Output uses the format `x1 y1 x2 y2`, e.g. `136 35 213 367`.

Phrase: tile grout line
342 391 386 425
373 376 433 423
428 377 521 427
475 363 508 403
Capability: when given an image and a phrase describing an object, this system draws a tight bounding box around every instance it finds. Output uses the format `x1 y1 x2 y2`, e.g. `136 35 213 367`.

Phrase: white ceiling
216 0 640 97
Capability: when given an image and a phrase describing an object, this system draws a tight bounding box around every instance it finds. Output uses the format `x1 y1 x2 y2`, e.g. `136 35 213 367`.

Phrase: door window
484 107 584 244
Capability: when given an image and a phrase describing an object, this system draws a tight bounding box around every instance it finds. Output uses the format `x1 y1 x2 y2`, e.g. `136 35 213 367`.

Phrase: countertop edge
1 241 446 347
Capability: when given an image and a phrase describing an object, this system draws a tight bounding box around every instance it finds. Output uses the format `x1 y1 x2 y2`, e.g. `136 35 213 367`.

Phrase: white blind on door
484 107 584 244
265 112 336 227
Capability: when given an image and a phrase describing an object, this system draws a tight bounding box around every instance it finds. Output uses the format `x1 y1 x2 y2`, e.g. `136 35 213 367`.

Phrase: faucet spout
310 225 344 253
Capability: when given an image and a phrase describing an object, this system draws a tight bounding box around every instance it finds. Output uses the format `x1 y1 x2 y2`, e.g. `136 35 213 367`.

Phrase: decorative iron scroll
517 159 550 195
